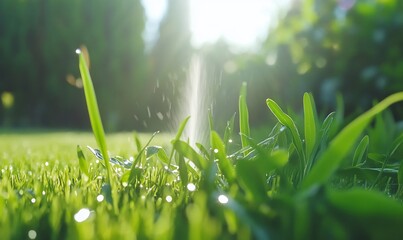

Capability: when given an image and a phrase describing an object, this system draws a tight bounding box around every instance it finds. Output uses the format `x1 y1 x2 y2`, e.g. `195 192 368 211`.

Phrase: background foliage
1 0 403 131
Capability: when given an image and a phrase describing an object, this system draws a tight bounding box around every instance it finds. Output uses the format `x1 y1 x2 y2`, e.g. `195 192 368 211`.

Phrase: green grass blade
303 92 317 162
211 131 236 183
398 159 403 196
239 82 250 152
266 98 305 164
169 116 191 165
302 92 403 190
352 135 369 166
178 154 188 187
389 133 403 157
78 46 112 183
77 145 89 176
224 113 236 151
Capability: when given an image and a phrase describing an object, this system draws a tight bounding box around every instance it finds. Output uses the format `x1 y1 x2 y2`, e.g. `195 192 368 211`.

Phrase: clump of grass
1 47 403 239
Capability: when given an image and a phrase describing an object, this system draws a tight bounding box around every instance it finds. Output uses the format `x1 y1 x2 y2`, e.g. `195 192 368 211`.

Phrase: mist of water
179 55 210 147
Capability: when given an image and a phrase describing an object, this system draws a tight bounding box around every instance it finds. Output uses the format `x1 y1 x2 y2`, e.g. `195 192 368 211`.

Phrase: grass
1 47 403 239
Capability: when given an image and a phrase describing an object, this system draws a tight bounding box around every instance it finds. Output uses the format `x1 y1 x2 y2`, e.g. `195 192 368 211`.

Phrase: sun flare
190 0 289 49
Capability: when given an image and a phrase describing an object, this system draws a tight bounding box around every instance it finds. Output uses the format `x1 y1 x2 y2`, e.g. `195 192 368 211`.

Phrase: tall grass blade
239 82 250 153
78 46 112 183
303 93 317 163
302 92 403 190
211 131 235 183
224 113 236 152
169 116 191 165
76 145 89 176
266 98 305 164
352 135 369 166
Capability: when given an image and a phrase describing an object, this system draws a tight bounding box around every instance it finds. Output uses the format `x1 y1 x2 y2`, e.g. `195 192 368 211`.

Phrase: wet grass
2 47 403 239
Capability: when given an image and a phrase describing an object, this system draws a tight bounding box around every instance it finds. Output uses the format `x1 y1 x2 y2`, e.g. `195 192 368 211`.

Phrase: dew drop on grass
218 195 229 204
31 198 36 204
42 191 46 196
45 162 49 167
214 149 219 153
165 195 173 203
96 194 104 202
75 49 81 54
122 182 128 187
74 208 91 223
28 230 37 239
228 139 233 143
187 183 196 192
19 190 24 195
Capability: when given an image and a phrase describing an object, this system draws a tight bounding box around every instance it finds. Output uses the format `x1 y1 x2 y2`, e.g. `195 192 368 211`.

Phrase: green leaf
303 92 317 162
239 82 250 152
352 135 369 166
266 98 305 164
211 131 236 183
77 145 89 176
302 92 403 190
78 46 112 182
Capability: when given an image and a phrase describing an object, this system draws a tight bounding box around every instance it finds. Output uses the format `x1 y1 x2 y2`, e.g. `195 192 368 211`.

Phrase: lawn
1 48 403 240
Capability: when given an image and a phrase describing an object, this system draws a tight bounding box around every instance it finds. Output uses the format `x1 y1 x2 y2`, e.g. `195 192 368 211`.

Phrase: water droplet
147 106 151 118
42 191 46 196
122 182 128 187
156 112 164 120
228 139 233 143
28 230 37 239
214 149 219 153
19 190 24 195
74 208 91 223
187 183 196 192
45 162 49 167
67 180 72 186
218 194 228 204
31 198 36 204
96 194 104 202
165 195 173 203
95 160 100 164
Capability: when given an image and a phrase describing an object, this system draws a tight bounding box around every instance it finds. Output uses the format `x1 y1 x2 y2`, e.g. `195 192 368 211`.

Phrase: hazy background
1 0 403 132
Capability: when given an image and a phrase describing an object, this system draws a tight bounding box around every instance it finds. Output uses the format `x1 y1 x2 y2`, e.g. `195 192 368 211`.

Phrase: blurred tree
264 0 403 116
0 0 146 130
